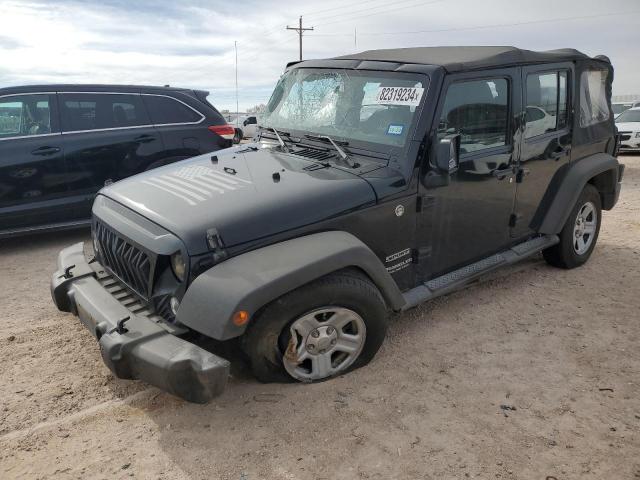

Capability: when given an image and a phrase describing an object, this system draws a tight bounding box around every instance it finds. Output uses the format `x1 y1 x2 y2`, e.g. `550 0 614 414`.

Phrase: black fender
535 153 623 234
176 231 405 340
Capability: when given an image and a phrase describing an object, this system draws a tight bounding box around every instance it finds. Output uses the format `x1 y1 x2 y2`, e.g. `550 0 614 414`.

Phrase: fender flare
535 153 621 234
176 231 406 340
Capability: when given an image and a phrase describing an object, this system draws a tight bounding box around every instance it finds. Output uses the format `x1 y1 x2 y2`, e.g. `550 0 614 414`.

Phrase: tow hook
59 265 76 280
114 316 130 334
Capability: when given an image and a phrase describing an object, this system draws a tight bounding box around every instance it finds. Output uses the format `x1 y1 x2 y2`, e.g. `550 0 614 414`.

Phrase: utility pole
286 16 313 61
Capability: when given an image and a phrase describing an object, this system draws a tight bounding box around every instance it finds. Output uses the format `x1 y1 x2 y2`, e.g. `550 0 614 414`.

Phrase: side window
142 95 202 125
0 94 52 138
60 93 150 131
579 69 610 127
525 71 569 139
438 78 509 155
246 116 257 125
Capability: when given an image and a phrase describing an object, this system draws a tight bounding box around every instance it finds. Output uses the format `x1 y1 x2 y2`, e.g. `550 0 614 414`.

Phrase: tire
241 270 389 384
543 183 602 269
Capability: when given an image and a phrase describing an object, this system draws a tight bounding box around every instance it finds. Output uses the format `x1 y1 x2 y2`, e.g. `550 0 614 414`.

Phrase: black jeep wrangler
52 47 624 403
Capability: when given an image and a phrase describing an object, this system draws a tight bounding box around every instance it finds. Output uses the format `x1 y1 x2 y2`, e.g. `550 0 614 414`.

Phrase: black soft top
334 46 604 72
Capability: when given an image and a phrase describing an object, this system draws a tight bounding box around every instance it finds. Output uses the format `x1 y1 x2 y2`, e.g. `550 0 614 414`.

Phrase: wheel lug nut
311 330 320 338
330 339 336 345
326 326 334 335
307 344 315 351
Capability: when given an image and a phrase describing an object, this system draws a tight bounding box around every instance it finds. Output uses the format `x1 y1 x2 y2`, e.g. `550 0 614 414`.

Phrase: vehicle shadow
122 255 573 477
0 228 90 255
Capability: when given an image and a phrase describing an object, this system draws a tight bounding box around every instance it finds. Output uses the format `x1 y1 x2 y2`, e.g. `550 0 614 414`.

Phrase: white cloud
1 0 639 110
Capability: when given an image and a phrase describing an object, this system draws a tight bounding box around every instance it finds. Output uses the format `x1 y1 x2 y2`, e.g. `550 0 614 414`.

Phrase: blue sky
1 0 639 111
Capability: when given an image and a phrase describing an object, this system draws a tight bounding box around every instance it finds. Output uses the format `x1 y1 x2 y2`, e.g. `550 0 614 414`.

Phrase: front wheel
241 270 389 383
543 183 602 269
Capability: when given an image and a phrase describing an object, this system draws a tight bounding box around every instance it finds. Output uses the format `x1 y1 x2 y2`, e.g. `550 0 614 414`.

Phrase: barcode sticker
375 87 424 106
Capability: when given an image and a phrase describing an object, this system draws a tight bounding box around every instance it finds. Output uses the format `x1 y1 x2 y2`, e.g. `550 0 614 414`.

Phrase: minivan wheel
543 183 602 269
241 270 388 384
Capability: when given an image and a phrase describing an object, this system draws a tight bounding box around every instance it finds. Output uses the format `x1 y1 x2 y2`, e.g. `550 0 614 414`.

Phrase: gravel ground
1 155 639 480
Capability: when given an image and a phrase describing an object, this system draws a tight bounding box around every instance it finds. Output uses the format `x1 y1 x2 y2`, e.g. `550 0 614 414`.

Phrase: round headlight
170 252 186 282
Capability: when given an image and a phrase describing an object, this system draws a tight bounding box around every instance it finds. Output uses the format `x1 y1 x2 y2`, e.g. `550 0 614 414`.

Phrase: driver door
416 69 522 280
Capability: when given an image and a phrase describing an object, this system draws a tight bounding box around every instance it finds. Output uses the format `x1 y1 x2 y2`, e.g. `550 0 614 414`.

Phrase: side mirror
435 135 460 174
243 120 248 126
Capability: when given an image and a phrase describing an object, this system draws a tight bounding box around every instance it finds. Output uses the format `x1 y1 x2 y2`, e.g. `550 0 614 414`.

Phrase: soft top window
579 69 610 127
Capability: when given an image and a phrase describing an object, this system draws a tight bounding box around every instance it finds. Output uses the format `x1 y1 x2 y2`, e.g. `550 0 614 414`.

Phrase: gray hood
98 144 377 254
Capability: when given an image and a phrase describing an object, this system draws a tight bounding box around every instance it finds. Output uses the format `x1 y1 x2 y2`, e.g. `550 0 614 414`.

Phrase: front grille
94 221 152 299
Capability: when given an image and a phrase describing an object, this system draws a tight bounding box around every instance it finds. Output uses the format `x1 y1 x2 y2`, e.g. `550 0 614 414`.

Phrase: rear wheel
241 270 388 383
232 128 242 144
543 183 602 269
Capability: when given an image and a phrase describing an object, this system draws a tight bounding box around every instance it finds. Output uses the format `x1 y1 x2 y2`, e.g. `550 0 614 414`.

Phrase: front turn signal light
232 310 250 326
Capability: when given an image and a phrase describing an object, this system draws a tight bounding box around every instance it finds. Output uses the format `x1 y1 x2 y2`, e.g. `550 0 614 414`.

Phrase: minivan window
143 95 202 125
579 69 610 127
525 71 568 139
438 78 509 154
0 94 52 138
60 93 150 132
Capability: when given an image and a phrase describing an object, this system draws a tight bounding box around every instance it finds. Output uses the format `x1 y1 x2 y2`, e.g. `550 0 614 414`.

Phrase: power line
307 9 640 37
312 0 444 28
300 0 377 17
302 0 412 22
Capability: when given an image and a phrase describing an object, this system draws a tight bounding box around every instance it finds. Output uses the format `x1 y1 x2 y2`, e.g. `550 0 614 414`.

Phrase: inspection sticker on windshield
387 124 404 135
375 86 424 106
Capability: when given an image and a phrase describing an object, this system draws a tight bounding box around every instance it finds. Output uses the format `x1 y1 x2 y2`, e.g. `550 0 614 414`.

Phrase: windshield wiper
260 126 290 153
304 134 358 168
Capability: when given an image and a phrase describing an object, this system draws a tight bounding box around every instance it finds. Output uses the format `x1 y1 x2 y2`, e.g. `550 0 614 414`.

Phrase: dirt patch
1 156 639 480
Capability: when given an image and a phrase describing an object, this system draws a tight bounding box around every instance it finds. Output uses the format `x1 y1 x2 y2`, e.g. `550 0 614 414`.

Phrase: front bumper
51 242 230 403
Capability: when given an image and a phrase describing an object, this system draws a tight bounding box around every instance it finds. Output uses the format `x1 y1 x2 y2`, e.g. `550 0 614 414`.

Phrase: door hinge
416 195 436 212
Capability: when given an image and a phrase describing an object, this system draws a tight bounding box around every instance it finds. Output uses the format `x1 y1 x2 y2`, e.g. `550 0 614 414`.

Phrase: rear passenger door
59 92 164 219
512 64 572 238
142 94 207 159
0 93 70 231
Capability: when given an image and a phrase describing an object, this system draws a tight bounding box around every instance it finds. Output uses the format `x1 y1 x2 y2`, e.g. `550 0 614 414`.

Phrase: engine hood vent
295 147 335 162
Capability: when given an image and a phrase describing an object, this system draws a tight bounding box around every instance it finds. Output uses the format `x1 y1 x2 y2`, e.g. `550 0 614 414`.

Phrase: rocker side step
402 234 559 310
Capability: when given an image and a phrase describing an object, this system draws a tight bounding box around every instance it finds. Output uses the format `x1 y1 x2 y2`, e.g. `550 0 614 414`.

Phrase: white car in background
525 106 557 137
223 114 260 141
238 115 259 139
615 107 640 152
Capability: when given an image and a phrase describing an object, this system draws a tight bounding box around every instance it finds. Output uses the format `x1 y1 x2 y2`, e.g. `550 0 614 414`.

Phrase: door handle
550 146 571 159
493 167 515 180
134 134 156 143
31 146 61 156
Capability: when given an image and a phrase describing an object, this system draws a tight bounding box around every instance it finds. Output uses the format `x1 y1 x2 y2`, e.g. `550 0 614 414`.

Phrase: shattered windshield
261 68 427 149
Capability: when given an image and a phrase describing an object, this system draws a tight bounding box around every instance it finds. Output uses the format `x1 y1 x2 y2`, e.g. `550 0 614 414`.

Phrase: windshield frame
260 67 430 159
